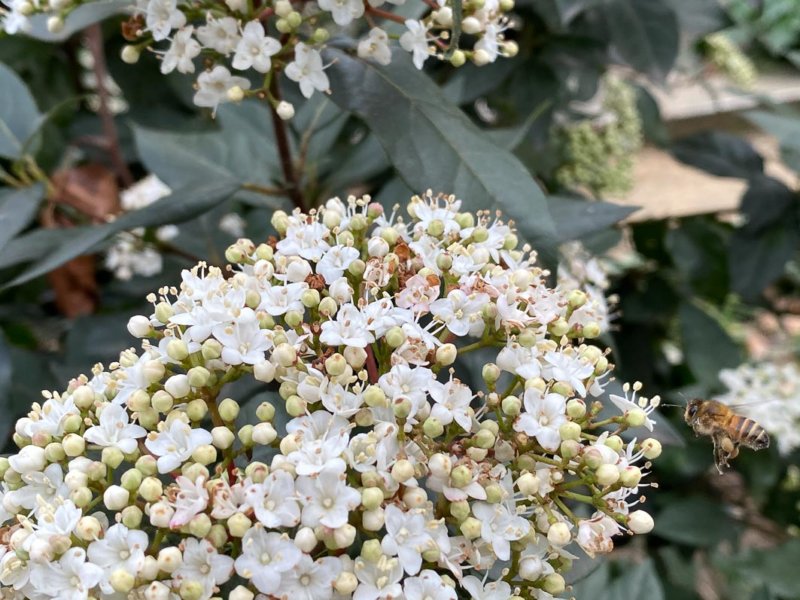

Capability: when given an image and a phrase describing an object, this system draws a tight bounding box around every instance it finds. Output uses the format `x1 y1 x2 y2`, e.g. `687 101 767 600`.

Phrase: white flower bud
276 101 295 120
209 426 234 450
332 523 356 548
227 85 245 103
230 586 255 600
164 374 190 398
435 343 457 366
335 571 358 595
254 360 276 383
28 538 53 563
62 433 85 457
149 501 174 528
141 556 160 581
72 385 95 409
516 472 540 496
157 546 183 573
65 470 89 490
547 522 572 546
145 582 171 600
273 343 296 367
461 16 482 34
428 453 452 479
104 485 129 510
641 438 662 459
110 569 136 593
75 516 102 541
391 459 414 483
252 422 277 445
127 315 152 338
295 527 318 552
472 49 492 66
595 464 620 487
402 487 427 508
628 510 654 534
362 507 384 531
367 236 390 258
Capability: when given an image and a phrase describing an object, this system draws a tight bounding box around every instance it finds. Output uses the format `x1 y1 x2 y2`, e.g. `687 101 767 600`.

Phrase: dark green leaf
722 540 800 597
323 132 389 193
326 48 557 258
0 333 12 445
548 195 638 240
0 226 84 270
738 176 797 233
132 101 281 190
602 560 665 600
440 59 518 105
665 219 729 302
5 179 239 288
654 497 738 547
672 132 764 179
570 561 610 599
729 221 800 301
24 0 130 41
0 62 42 159
0 184 44 251
744 110 800 171
665 0 728 37
602 0 679 81
678 302 741 389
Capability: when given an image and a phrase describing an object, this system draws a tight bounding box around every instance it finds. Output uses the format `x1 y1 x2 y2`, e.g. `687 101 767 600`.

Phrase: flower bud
595 464 620 487
227 85 245 103
474 428 495 449
149 501 174 528
188 513 212 538
628 510 654 534
482 363 500 385
392 397 412 419
549 317 570 337
385 326 405 348
343 346 367 369
180 580 204 600
450 500 470 522
620 466 643 488
286 395 307 417
252 422 277 445
362 507 384 530
435 343 457 366
230 586 255 600
61 433 85 457
191 444 217 465
543 573 566 595
121 44 141 64
324 353 347 376
227 512 252 538
361 487 383 510
72 385 95 409
127 315 151 338
121 468 143 491
122 505 143 528
423 417 444 438
472 48 491 66
560 439 581 459
582 447 603 470
566 399 586 419
10 445 46 473
605 435 624 452
167 339 189 361
186 399 208 421
516 472 540 496
583 322 602 339
450 465 472 488
273 343 296 367
559 421 582 441
187 366 211 388
75 516 102 541
391 459 414 483
641 438 662 459
364 385 387 408
332 523 356 548
104 485 130 510
361 539 383 562
150 390 172 413
335 572 358 595
547 522 571 546
501 395 521 416
139 476 163 502
165 374 190 398
254 361 276 383
136 455 158 476
294 527 317 552
460 517 482 539
157 546 183 573
625 408 648 428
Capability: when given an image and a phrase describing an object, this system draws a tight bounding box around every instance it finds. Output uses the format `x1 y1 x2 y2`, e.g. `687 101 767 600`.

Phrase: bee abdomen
733 416 770 450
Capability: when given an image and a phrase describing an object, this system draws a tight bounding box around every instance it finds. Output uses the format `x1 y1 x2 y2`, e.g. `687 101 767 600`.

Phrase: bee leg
712 434 729 474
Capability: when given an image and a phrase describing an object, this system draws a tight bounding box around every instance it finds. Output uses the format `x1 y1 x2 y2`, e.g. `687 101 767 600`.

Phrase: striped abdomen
727 413 770 450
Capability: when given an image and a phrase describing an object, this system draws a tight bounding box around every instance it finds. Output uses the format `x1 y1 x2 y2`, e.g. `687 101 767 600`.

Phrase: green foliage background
1 0 799 598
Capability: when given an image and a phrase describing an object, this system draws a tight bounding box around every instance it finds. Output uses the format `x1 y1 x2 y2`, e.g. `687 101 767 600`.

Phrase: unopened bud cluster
0 192 659 599
704 32 757 89
555 76 644 197
2 0 518 113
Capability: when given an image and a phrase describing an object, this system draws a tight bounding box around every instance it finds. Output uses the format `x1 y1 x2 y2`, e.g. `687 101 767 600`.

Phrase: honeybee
684 398 770 473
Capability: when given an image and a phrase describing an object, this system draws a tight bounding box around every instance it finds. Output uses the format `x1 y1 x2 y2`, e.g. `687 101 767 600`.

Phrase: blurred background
1 0 800 598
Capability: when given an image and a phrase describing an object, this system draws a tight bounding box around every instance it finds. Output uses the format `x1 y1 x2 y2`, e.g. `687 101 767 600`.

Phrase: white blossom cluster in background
1 0 519 113
716 360 800 455
0 194 662 600
106 174 248 281
557 241 613 334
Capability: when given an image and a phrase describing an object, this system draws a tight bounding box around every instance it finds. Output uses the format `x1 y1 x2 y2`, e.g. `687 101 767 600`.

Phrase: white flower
320 304 375 348
461 575 513 600
318 0 364 25
543 350 594 396
83 403 147 454
211 307 271 365
428 378 473 432
576 513 621 557
430 290 489 337
232 20 281 73
285 43 330 99
196 15 240 55
317 245 360 283
357 27 392 65
193 66 251 112
174 538 234 599
6 463 68 511
161 26 201 74
120 174 172 211
472 498 530 561
609 383 657 432
296 465 361 528
353 555 403 600
245 469 301 528
9 445 46 474
404 569 457 600
234 526 302 595
400 20 430 69
474 24 500 63
170 475 210 528
381 506 441 575
145 420 213 473
514 389 567 452
87 524 147 593
29 548 103 600
281 555 342 600
258 282 308 316
145 0 186 41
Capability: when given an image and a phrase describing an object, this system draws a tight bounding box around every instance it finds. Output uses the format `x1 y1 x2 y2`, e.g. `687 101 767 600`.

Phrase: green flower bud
620 466 642 488
273 343 297 367
582 447 603 470
449 49 466 67
245 462 269 483
139 476 163 502
71 486 93 508
361 487 384 510
191 444 217 465
284 310 303 329
218 398 240 422
450 500 470 521
460 517 482 539
549 317 570 337
551 381 573 397
188 513 212 538
583 322 602 339
256 402 276 422
102 447 124 469
485 483 503 503
474 429 495 449
391 459 414 483
361 539 382 562
121 468 143 491
324 353 347 376
150 390 173 413
595 463 620 486
625 408 648 428
227 512 252 538
187 366 211 388
166 339 189 361
319 297 338 317
186 399 208 422
121 505 143 529
605 434 624 452
641 438 662 459
286 395 307 417
136 455 158 476
208 524 229 549
450 465 472 488
301 289 320 308
180 580 205 600
560 439 581 459
423 417 444 438
542 573 565 595
385 326 406 348
364 385 387 408
559 421 582 441
45 442 66 463
348 259 366 277
566 399 586 419
482 363 500 386
238 424 254 447
435 343 457 366
392 397 412 419
63 413 83 434
501 395 521 416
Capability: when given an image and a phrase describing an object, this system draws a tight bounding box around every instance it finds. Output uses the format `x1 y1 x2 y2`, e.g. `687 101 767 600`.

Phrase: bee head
684 399 701 423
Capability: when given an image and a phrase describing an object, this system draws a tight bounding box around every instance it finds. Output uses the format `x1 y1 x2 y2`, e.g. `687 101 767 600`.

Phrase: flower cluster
0 193 661 600
1 0 519 113
555 77 643 198
704 32 757 89
716 360 800 454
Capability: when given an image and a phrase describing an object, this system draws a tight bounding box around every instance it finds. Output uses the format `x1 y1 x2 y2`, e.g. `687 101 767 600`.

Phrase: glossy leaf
672 131 764 179
548 195 638 240
655 497 738 547
0 184 44 251
325 48 557 258
602 0 679 82
678 302 741 389
4 179 239 288
0 333 12 445
0 62 42 159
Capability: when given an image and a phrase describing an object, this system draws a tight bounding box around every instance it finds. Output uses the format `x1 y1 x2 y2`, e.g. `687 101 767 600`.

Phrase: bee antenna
658 403 684 409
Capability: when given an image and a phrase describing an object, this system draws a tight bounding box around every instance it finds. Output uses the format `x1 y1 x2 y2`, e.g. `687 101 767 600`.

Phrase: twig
268 75 306 211
84 25 134 187
365 5 406 24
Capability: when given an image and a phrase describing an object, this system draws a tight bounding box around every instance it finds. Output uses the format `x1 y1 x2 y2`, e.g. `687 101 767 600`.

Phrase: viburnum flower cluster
716 360 800 455
0 193 661 600
1 0 519 113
